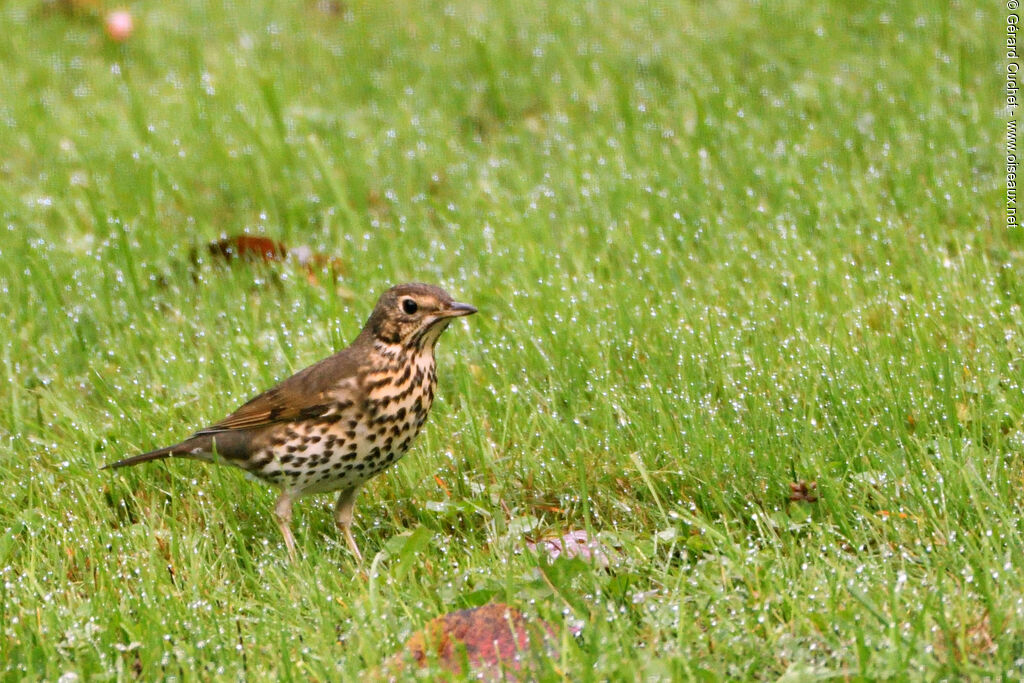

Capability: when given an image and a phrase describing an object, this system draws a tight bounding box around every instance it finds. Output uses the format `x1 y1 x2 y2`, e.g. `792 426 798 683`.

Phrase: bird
103 283 476 561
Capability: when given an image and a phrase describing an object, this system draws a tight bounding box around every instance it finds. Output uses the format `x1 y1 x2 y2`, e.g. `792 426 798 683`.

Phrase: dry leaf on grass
193 234 345 285
388 602 557 680
788 480 819 503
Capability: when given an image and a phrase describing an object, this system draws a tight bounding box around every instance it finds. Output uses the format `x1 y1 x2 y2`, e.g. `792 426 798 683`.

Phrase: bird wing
196 345 365 434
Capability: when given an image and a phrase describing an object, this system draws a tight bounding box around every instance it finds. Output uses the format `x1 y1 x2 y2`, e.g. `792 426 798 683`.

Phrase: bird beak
445 301 478 317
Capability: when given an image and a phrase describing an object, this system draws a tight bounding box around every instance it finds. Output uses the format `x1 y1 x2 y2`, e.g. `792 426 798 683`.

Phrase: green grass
0 0 1018 678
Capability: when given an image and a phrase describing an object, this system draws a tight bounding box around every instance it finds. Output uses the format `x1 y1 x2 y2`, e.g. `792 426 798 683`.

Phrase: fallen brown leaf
788 480 819 503
389 602 556 680
193 234 345 285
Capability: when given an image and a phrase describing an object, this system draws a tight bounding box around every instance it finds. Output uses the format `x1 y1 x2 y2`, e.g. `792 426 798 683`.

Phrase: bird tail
101 445 179 470
102 433 222 470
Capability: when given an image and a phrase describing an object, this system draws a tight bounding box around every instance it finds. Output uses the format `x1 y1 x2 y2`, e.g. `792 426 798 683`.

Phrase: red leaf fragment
394 602 557 679
207 235 288 263
196 234 345 285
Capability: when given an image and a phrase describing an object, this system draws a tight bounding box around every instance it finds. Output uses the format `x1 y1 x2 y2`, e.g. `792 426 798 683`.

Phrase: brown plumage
104 283 476 560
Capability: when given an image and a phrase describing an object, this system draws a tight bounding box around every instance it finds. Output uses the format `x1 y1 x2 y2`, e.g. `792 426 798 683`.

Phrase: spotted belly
245 358 436 496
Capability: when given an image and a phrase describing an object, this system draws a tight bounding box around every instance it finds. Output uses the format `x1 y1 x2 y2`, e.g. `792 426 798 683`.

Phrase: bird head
364 283 476 350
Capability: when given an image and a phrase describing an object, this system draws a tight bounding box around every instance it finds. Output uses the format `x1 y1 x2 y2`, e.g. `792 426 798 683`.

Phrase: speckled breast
249 349 438 495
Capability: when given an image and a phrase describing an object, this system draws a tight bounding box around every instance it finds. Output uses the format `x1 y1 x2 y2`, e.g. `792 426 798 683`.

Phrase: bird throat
365 340 438 419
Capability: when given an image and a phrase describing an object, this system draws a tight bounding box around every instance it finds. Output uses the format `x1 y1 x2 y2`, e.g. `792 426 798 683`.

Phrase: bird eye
401 298 418 315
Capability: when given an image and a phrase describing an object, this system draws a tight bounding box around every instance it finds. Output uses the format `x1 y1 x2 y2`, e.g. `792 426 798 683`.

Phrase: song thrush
103 283 476 561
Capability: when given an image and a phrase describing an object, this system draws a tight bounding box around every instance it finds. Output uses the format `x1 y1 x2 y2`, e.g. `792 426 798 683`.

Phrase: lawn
0 0 1018 679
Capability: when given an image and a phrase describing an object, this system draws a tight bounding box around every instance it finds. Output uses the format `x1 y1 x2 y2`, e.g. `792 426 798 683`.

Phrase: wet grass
0 0 1018 679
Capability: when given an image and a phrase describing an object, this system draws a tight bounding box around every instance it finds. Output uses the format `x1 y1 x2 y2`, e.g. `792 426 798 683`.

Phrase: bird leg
274 491 297 560
334 485 363 563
